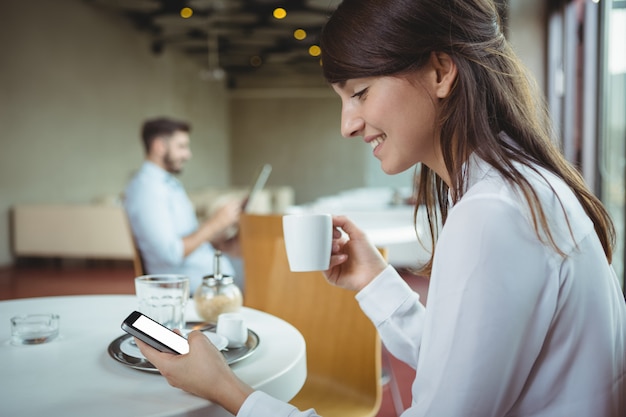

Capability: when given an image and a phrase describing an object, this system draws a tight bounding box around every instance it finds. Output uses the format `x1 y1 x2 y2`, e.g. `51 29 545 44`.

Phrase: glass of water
134 275 190 331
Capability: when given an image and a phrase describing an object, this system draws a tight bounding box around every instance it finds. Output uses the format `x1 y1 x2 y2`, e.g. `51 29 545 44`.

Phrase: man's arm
182 199 242 257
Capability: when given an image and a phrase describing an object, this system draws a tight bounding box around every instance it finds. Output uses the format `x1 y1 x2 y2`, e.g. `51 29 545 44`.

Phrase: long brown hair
320 0 614 275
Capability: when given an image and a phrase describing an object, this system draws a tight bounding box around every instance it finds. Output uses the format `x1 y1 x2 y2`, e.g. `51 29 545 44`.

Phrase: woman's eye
351 88 368 99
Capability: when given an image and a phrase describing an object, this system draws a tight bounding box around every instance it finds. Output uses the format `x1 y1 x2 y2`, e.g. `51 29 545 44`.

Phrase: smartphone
121 311 189 354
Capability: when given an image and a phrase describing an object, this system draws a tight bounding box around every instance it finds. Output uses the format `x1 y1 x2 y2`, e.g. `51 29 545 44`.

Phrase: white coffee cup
216 312 248 348
282 213 332 272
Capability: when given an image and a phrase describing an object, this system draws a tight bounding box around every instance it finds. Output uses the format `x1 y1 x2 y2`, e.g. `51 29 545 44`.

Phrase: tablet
242 164 272 212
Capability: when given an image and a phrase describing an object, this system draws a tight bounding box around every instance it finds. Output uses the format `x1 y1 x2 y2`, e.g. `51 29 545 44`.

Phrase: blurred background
0 0 624 291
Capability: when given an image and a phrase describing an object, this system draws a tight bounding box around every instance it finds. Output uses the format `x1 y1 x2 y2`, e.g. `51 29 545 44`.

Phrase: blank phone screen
133 315 189 354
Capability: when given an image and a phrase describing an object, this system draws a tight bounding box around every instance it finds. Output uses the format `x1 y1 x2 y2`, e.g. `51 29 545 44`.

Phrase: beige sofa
12 186 294 260
12 204 135 259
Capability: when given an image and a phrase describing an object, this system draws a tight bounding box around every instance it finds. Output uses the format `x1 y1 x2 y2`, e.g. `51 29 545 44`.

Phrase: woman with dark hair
136 0 626 415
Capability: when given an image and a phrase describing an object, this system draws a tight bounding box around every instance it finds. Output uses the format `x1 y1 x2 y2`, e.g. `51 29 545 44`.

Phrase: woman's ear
430 52 457 99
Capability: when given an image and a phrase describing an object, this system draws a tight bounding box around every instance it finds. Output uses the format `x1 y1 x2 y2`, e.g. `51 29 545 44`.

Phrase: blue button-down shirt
124 161 235 293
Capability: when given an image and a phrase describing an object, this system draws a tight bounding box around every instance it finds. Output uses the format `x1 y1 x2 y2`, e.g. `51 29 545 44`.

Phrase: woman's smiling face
332 72 442 177
331 52 457 185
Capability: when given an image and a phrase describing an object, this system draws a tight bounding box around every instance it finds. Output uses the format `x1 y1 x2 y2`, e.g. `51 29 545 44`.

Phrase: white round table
0 295 307 417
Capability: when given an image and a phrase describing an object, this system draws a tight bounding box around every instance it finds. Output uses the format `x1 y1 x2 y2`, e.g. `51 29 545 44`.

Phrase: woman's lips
367 134 386 153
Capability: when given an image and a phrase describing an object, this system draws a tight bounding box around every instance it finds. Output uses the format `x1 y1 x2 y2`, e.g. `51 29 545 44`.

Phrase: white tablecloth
0 295 306 417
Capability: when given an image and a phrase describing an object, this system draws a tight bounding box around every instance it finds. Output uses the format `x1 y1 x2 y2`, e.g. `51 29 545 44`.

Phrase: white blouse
238 156 626 417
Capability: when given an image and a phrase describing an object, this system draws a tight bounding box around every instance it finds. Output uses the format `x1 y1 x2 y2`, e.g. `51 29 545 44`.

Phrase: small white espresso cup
282 213 333 272
216 312 248 348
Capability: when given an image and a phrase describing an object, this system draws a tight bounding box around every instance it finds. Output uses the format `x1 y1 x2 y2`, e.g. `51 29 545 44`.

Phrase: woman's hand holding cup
325 215 388 292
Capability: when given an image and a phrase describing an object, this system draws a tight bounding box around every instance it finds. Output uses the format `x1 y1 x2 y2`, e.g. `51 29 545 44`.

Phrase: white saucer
201 330 229 351
109 323 260 372
120 331 228 359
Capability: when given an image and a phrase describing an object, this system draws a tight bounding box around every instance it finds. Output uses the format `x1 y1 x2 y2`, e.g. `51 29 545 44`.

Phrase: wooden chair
130 236 146 277
239 214 383 417
123 212 146 277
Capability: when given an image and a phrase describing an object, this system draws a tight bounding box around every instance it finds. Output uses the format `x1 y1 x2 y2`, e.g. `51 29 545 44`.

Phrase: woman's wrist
213 377 254 415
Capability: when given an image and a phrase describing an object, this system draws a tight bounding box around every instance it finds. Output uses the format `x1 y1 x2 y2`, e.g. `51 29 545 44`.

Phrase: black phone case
121 311 185 354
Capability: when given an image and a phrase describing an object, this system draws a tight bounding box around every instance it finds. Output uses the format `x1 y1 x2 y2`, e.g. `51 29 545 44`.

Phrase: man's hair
140 117 191 154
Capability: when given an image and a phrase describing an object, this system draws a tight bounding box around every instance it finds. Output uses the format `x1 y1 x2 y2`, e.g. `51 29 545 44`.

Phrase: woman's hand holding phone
135 330 254 415
121 311 189 354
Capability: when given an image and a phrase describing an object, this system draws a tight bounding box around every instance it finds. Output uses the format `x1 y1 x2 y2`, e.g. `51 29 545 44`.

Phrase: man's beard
163 152 183 175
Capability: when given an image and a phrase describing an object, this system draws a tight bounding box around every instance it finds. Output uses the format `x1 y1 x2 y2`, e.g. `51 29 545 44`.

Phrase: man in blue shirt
124 117 243 294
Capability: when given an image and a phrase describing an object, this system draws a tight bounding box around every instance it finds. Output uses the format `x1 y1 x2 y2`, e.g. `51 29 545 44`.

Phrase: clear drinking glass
134 275 190 330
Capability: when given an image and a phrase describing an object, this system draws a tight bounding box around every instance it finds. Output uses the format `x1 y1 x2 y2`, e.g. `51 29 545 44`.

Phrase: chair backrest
240 214 382 416
130 237 146 278
123 212 145 278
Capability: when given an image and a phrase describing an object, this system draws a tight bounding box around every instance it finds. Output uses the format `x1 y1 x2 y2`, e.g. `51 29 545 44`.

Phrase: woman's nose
340 108 364 138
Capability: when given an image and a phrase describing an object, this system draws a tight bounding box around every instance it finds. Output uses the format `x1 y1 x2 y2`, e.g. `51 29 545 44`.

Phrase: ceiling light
209 67 225 80
199 67 226 81
308 45 321 57
207 27 224 82
249 55 263 68
293 29 307 40
273 8 287 20
180 7 193 18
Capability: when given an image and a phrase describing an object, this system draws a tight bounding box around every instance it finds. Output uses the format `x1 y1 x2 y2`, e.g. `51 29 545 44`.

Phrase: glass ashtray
10 314 60 345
